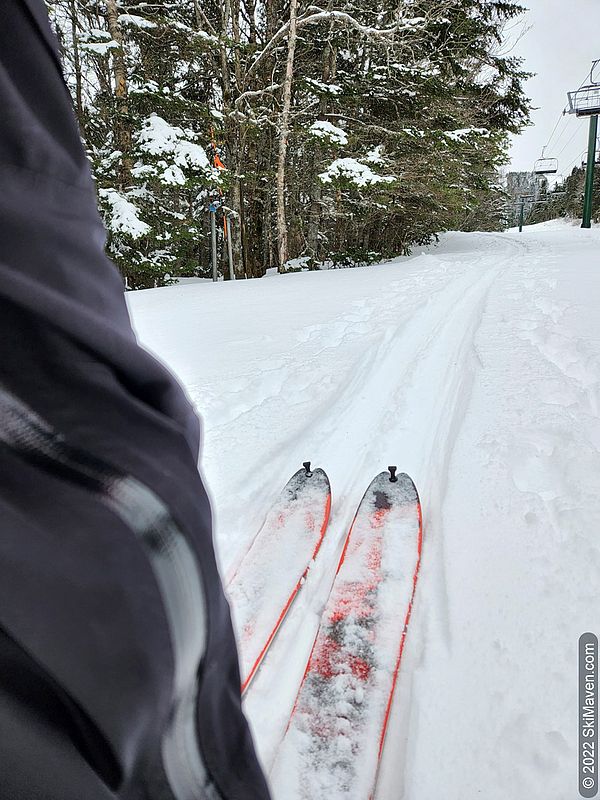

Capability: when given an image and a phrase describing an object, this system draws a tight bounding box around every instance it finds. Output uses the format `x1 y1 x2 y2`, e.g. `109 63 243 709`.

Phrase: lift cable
543 109 568 153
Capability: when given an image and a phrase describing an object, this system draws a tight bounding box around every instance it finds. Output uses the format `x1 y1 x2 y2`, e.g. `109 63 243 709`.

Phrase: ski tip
374 469 420 508
288 464 330 492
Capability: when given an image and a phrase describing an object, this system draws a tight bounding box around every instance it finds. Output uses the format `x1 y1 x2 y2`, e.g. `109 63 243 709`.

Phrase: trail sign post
209 201 219 281
514 194 534 232
225 214 235 281
519 198 525 233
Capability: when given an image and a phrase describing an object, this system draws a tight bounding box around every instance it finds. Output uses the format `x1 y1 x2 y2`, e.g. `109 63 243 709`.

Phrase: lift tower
567 60 600 228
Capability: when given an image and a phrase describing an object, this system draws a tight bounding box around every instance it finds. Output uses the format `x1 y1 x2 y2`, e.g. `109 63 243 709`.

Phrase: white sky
506 0 600 185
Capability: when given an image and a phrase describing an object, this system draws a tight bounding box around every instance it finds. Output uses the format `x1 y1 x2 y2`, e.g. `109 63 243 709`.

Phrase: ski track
234 239 516 788
127 223 600 800
372 235 530 800
399 226 600 800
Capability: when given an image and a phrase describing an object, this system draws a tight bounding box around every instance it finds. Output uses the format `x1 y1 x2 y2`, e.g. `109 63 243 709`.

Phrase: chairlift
573 150 599 169
568 86 600 117
533 152 558 175
567 60 600 117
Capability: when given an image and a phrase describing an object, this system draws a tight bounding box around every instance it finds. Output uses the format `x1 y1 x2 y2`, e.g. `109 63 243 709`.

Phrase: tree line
47 0 531 288
526 165 600 226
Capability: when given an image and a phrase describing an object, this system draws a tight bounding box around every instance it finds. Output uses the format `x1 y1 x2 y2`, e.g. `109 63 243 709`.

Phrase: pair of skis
225 463 423 799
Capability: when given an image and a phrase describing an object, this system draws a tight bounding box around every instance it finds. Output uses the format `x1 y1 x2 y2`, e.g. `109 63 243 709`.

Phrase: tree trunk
68 0 84 124
306 179 322 261
276 0 298 272
105 0 130 189
230 177 245 278
307 35 335 263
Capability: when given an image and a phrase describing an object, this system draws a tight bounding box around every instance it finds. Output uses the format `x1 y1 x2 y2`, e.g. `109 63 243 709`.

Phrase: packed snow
127 220 600 800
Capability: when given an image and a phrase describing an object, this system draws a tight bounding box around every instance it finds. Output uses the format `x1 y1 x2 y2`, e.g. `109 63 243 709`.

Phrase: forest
526 164 600 226
46 0 531 288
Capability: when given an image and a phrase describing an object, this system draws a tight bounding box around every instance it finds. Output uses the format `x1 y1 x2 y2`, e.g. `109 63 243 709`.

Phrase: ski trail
372 269 499 800
374 237 535 799
208 235 522 578
246 241 516 790
215 262 473 578
127 224 600 800
399 228 600 800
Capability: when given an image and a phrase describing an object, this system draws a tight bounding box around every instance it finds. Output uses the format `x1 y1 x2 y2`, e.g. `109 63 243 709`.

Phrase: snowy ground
128 220 600 800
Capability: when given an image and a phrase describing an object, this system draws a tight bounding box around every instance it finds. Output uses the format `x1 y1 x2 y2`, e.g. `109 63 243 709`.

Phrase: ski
227 462 331 694
270 468 422 799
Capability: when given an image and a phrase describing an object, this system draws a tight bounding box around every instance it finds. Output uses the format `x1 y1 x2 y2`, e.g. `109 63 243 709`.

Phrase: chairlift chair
567 59 600 117
567 86 600 117
534 157 558 175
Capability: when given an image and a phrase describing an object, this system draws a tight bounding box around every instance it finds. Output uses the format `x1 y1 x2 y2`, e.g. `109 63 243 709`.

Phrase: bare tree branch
246 7 426 81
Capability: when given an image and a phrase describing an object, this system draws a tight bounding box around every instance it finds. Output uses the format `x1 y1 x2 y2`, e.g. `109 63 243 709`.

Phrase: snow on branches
51 0 531 285
99 189 150 239
309 121 349 146
137 114 212 175
319 158 395 187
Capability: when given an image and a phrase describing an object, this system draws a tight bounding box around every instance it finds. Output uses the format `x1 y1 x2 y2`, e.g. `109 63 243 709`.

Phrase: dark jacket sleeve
0 0 201 456
0 3 271 799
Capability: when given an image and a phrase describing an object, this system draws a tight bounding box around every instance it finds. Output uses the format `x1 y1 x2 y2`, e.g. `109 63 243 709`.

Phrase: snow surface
127 221 600 800
305 78 343 95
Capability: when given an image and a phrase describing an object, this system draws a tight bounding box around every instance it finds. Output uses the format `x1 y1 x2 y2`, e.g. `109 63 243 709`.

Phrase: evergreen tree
525 164 600 226
47 0 531 288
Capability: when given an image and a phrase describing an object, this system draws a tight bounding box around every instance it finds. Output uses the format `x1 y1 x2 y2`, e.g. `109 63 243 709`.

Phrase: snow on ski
227 463 331 694
270 468 422 799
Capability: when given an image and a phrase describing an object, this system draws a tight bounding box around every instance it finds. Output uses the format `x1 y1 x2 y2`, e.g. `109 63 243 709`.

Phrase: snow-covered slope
127 223 600 800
